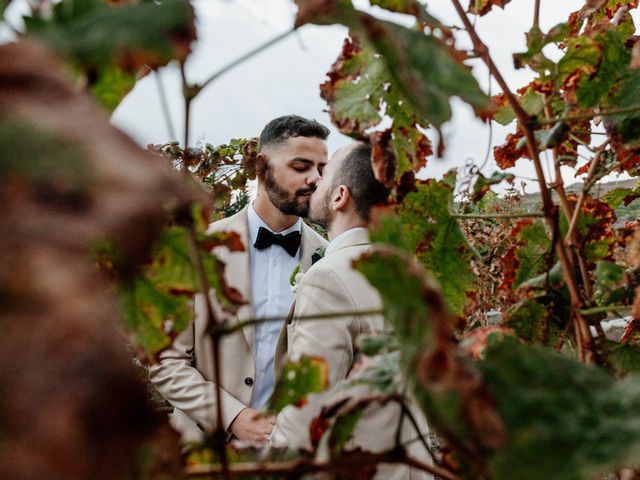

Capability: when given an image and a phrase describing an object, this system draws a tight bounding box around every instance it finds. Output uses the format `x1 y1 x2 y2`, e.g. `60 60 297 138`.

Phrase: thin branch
153 69 177 142
180 62 192 151
535 103 640 126
448 0 594 363
565 142 609 246
397 400 438 467
199 29 295 93
186 226 229 478
533 0 541 29
451 211 545 219
216 309 383 337
184 449 460 480
578 304 630 316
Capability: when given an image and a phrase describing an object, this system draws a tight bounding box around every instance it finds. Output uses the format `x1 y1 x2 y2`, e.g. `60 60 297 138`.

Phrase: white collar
247 203 302 245
325 227 369 257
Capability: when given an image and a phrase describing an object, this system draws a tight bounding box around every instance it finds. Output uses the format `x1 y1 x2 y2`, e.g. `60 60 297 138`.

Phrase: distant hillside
520 178 639 226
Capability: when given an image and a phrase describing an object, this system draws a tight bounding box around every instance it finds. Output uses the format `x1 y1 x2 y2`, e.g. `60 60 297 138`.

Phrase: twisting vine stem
449 0 595 363
186 226 230 479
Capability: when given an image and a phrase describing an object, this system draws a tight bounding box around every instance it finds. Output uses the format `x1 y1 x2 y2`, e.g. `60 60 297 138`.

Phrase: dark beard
264 168 314 217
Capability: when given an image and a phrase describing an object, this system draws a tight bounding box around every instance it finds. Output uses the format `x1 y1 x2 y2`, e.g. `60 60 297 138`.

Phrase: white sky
3 0 636 193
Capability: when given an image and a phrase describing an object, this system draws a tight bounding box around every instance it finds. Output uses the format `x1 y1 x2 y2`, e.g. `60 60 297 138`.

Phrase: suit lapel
218 208 255 356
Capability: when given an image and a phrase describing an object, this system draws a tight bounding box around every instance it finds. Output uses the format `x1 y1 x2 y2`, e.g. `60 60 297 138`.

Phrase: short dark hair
258 115 330 152
334 142 389 221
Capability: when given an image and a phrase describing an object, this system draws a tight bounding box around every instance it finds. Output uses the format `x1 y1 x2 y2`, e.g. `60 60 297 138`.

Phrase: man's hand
229 407 275 442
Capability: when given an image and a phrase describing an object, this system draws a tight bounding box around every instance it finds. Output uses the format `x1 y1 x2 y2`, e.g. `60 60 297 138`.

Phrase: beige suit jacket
271 229 432 480
148 206 327 442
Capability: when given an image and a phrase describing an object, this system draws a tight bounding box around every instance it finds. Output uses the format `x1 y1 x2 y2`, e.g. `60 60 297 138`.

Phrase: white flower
290 271 304 293
289 264 304 293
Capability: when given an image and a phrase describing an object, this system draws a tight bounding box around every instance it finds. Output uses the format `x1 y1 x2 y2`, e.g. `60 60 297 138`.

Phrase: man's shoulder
206 207 247 234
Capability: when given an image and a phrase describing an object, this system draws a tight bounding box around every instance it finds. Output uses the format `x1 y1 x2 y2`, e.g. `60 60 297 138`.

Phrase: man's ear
255 152 268 179
332 185 350 211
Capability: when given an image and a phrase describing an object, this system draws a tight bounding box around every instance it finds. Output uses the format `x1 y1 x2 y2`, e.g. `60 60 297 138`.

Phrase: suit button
244 377 253 386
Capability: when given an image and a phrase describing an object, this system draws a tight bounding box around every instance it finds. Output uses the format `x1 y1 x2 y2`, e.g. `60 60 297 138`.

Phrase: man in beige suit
271 141 432 479
149 115 328 443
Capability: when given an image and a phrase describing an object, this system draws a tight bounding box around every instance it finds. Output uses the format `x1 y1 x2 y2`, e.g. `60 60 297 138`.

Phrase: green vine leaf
268 356 329 414
481 338 640 480
23 0 195 111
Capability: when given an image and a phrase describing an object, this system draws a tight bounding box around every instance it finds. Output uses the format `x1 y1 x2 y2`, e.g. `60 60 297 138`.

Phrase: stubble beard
264 168 313 217
309 189 332 229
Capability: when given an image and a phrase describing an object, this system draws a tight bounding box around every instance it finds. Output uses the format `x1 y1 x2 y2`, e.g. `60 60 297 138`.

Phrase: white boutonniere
289 264 304 293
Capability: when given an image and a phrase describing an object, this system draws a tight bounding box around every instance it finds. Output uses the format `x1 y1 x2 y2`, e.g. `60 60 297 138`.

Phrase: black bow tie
253 227 301 257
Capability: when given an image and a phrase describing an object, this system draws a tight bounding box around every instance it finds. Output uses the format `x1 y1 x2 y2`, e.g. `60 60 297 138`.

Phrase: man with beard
271 141 432 479
149 115 329 443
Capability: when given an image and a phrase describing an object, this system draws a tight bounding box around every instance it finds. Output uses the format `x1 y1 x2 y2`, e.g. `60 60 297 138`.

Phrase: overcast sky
3 0 635 192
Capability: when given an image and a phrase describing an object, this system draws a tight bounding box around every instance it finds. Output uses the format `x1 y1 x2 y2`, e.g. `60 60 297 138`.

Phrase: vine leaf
321 36 432 186
505 296 570 347
360 18 490 128
603 186 640 209
604 341 640 375
23 0 195 110
268 356 329 413
576 27 630 107
468 0 511 16
371 176 477 317
120 277 192 358
480 338 640 480
513 24 568 72
500 219 551 290
593 261 628 306
561 195 616 265
472 172 515 203
493 85 546 126
0 39 203 477
320 37 385 135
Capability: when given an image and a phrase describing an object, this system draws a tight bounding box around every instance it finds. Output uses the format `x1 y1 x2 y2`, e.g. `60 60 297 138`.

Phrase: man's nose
307 172 320 187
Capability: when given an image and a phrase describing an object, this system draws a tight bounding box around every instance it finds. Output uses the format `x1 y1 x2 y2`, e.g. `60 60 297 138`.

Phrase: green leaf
328 404 366 455
593 261 627 306
24 0 195 110
357 19 489 127
508 219 551 289
119 277 192 358
357 332 399 356
374 178 476 316
604 188 639 209
472 172 515 203
513 24 568 72
480 338 640 480
268 356 329 413
369 0 426 16
519 261 564 290
149 226 245 313
494 87 545 126
505 296 569 347
324 51 386 132
89 64 138 112
557 36 602 88
577 28 630 108
605 340 640 375
605 69 640 146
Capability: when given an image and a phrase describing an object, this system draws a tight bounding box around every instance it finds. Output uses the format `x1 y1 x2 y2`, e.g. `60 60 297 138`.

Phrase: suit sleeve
148 297 247 434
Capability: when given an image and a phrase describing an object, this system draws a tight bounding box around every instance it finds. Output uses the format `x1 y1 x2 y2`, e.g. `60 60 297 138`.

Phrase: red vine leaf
494 130 529 169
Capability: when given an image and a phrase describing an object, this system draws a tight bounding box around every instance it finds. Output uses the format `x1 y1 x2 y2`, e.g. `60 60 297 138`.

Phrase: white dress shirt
247 204 301 409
